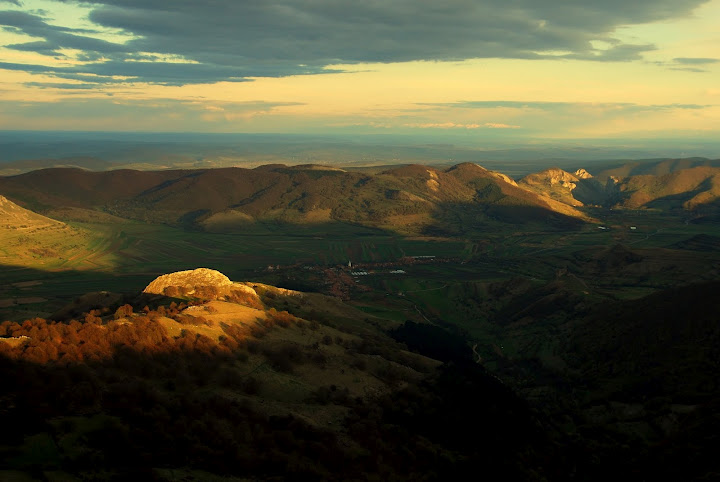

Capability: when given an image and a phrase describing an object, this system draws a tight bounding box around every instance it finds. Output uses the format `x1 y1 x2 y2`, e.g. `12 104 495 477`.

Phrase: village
262 255 455 300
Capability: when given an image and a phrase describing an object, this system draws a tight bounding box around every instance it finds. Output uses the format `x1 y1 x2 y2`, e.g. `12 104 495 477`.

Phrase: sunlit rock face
143 268 234 295
574 168 593 179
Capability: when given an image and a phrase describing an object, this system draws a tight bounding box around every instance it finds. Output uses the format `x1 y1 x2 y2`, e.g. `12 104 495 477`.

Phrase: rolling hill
617 166 720 210
17 160 720 235
592 157 720 180
0 163 592 235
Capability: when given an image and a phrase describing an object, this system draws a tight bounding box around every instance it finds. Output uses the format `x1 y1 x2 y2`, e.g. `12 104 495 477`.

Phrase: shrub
263 343 306 373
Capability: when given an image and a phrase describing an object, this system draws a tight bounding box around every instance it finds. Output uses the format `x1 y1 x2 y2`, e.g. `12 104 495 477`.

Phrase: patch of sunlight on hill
0 203 120 274
0 224 119 272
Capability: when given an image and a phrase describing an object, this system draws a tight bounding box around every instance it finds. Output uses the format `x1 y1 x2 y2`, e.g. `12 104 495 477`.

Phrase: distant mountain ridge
0 163 591 234
3 157 720 234
519 161 720 215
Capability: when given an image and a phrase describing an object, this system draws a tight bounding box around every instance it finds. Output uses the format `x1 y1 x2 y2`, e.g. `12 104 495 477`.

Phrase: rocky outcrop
143 268 234 295
518 168 583 206
518 168 622 208
574 168 593 179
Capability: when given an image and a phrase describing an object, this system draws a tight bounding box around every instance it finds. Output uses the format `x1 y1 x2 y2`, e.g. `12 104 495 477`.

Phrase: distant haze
1 131 718 178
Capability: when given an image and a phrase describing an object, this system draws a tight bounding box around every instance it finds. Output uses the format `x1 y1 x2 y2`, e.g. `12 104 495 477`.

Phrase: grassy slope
0 196 107 272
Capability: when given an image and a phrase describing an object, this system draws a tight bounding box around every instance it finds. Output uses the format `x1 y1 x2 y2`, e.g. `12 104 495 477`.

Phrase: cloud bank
0 0 710 85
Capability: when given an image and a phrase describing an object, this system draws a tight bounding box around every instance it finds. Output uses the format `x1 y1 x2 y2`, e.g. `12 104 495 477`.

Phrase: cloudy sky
0 0 718 142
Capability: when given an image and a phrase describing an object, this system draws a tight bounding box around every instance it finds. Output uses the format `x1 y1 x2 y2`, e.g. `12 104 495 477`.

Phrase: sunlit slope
519 167 614 207
520 162 720 213
442 163 591 221
0 195 111 270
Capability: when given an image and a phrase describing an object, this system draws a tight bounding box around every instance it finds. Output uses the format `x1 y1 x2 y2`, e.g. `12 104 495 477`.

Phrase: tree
114 304 133 320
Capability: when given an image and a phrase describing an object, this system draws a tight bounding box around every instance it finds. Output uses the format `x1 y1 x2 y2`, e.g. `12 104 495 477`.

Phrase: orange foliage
0 300 257 367
227 290 264 309
114 304 134 320
266 308 298 327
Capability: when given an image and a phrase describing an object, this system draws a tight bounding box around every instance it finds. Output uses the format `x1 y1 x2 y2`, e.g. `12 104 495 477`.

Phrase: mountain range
1 158 720 236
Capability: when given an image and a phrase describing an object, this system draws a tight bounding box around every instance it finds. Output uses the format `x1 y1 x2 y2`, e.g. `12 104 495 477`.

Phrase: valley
2 159 720 480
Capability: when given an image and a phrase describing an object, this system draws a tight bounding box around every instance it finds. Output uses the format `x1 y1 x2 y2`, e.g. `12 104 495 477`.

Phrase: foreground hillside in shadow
0 271 564 480
2 268 719 479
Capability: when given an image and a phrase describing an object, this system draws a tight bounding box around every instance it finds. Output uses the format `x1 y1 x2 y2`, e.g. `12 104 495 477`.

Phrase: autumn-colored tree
269 309 297 327
114 304 133 320
85 312 103 324
0 321 12 337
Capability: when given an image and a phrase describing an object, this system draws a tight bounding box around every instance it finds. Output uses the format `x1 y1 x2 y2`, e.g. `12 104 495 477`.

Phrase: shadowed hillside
0 269 564 480
0 168 193 212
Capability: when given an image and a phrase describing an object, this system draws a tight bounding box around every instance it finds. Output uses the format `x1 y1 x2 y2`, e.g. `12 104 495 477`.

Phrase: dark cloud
0 60 53 72
670 67 709 73
0 9 128 57
0 0 711 85
673 57 719 65
24 81 97 89
661 57 720 73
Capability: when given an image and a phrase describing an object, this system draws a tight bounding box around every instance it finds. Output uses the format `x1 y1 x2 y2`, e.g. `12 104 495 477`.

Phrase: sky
0 0 719 144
